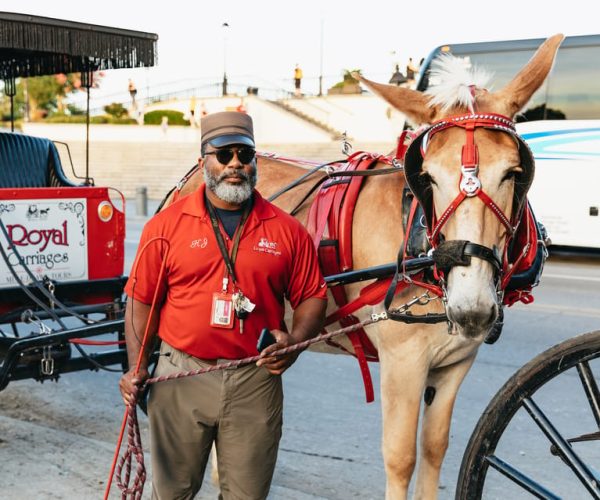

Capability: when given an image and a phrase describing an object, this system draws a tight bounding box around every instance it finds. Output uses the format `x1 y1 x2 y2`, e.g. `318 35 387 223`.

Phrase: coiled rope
108 311 389 499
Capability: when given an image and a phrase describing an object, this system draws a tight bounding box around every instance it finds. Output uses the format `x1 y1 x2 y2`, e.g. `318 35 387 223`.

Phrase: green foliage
26 75 65 112
329 69 363 94
144 110 189 126
103 102 128 118
330 69 362 89
0 83 25 120
43 114 137 124
67 103 85 116
343 69 362 83
14 72 103 119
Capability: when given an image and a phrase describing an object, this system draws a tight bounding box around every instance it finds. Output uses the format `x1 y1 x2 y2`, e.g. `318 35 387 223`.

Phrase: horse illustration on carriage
2 11 595 499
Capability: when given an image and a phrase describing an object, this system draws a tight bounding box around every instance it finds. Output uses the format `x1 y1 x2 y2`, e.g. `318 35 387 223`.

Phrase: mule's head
356 34 563 337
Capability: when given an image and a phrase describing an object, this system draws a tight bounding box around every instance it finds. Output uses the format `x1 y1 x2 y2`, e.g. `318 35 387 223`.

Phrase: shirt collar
181 183 276 221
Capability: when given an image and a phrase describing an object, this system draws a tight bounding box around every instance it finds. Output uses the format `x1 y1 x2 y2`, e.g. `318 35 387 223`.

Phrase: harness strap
429 191 466 243
307 183 341 248
432 240 502 273
324 279 394 326
267 158 343 202
384 269 447 324
323 278 402 404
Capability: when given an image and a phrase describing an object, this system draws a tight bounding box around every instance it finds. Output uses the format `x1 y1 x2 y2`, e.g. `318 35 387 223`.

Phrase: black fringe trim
0 13 158 79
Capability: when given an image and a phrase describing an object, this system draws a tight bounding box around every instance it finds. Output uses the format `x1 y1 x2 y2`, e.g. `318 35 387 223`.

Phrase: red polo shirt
125 185 327 359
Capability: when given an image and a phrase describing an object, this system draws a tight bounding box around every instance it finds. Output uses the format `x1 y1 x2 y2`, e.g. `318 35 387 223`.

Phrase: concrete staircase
269 99 346 140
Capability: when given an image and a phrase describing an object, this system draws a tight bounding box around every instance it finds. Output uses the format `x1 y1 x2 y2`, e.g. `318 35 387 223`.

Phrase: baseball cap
200 111 255 148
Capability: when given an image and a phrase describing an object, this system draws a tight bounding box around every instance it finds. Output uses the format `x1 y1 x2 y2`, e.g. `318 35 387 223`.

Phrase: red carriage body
0 12 157 390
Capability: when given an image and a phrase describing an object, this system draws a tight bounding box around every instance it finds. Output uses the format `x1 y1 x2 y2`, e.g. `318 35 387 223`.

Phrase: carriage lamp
98 201 114 222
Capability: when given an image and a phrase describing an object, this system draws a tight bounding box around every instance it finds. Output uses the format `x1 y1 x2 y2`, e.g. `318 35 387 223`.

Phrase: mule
161 34 563 499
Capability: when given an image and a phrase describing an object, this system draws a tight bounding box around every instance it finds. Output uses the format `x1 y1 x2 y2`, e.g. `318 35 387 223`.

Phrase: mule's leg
413 355 476 499
379 349 429 500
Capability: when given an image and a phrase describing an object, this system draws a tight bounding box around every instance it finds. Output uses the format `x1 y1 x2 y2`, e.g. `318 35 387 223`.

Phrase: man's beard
204 164 257 204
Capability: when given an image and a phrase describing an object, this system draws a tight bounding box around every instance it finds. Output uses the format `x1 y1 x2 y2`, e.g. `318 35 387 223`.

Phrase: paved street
1 200 599 499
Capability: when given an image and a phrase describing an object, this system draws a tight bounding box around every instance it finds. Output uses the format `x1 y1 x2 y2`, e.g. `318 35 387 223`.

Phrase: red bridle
421 113 518 245
404 112 534 294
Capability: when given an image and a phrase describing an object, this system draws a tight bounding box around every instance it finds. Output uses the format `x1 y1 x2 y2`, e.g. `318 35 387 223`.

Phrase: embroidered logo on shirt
254 237 281 256
190 237 208 249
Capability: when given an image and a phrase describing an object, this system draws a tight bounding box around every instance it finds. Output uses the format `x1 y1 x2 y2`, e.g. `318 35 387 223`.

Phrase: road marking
543 272 600 283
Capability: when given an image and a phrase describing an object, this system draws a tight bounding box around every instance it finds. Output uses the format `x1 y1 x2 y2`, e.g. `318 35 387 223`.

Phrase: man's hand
256 329 300 375
119 368 149 406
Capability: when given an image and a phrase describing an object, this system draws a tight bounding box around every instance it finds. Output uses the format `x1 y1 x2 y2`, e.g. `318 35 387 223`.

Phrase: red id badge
210 292 234 329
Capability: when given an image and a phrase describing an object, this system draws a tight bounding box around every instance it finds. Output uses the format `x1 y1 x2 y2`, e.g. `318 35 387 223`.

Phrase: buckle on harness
460 166 481 196
371 311 388 322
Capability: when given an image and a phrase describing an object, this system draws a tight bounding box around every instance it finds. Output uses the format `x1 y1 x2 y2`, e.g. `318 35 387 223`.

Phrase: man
128 78 137 106
119 111 327 500
293 64 303 97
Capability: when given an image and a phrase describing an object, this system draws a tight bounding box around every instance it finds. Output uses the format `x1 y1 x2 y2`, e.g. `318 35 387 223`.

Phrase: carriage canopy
0 11 158 80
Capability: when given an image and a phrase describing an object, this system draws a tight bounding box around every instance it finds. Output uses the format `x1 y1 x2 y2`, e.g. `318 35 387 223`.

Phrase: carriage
1 13 596 499
0 12 157 392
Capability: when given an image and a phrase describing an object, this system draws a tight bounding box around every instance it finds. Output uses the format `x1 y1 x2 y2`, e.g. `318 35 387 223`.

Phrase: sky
8 0 600 104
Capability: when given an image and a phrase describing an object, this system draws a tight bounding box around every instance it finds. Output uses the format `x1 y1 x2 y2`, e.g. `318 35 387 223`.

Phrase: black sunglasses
204 147 256 165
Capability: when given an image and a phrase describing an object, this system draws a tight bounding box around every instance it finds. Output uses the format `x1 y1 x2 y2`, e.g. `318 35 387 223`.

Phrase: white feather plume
425 53 493 112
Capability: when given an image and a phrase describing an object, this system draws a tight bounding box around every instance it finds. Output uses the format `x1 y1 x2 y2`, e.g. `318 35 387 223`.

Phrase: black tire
456 330 600 500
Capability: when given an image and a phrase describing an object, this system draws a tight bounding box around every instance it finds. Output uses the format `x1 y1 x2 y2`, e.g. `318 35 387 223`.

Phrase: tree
0 82 25 121
17 71 104 120
328 69 362 95
104 102 127 118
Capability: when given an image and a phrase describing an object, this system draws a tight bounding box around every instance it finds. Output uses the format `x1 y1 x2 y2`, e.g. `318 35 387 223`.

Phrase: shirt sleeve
124 218 169 305
286 226 328 308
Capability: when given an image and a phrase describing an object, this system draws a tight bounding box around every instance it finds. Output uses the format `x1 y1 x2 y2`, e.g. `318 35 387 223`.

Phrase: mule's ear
352 73 439 126
492 34 564 117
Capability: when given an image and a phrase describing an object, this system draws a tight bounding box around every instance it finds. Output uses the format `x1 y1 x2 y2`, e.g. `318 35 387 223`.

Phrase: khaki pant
148 342 283 500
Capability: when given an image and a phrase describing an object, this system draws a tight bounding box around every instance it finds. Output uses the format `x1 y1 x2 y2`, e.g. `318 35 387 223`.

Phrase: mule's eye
502 168 521 182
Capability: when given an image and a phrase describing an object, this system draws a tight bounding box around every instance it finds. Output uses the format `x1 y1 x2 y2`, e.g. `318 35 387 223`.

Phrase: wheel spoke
577 360 600 428
523 397 600 499
485 455 560 499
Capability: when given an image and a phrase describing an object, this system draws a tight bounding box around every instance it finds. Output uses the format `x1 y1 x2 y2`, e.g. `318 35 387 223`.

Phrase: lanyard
205 198 251 287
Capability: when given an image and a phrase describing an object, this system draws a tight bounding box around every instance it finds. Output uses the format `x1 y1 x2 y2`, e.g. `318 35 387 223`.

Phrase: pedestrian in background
189 95 197 127
406 58 419 84
294 64 303 97
128 79 137 106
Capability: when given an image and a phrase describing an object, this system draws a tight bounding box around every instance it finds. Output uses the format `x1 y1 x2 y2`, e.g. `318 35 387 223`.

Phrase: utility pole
318 19 324 97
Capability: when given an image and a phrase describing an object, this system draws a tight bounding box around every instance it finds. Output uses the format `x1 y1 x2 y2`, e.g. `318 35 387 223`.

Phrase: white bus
416 35 600 250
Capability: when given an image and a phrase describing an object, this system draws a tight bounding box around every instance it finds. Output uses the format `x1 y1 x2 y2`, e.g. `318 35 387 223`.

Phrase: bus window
546 45 600 119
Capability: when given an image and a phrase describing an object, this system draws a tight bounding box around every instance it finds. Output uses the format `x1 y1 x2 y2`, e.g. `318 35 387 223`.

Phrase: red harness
306 151 401 403
422 114 517 245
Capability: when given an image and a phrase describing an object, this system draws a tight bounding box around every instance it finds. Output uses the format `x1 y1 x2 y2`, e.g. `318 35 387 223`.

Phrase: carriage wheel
456 330 600 500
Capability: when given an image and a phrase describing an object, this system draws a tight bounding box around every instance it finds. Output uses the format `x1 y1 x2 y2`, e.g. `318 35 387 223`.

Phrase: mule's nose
447 304 497 337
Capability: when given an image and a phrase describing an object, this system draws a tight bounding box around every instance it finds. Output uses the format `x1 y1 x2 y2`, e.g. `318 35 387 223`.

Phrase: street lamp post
222 22 229 96
318 19 324 97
